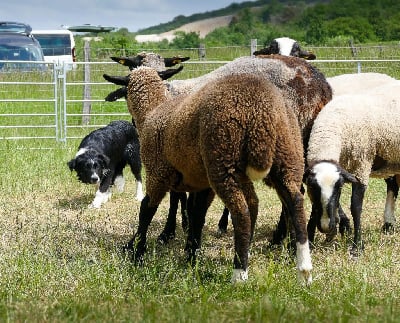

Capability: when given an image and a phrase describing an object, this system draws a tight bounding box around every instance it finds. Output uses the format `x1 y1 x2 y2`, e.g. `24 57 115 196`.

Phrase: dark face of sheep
305 161 357 235
253 37 316 60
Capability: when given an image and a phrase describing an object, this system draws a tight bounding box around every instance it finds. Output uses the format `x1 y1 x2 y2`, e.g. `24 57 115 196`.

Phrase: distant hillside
136 0 320 35
136 1 255 35
135 15 234 43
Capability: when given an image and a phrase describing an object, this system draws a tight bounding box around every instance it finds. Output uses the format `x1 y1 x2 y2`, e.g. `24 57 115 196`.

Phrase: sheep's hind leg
269 176 312 285
219 181 257 283
382 176 398 234
157 191 183 244
185 189 214 264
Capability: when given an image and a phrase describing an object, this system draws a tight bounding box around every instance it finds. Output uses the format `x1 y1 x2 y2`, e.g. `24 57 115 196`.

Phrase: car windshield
0 43 43 61
33 34 71 56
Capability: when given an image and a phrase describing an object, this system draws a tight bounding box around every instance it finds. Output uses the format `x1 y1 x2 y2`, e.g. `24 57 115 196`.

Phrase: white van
31 29 76 69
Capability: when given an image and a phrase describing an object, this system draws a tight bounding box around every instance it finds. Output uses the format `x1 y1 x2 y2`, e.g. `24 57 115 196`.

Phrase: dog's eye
92 162 98 168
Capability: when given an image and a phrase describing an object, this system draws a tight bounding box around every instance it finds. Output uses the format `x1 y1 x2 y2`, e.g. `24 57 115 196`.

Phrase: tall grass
0 44 399 322
0 142 398 322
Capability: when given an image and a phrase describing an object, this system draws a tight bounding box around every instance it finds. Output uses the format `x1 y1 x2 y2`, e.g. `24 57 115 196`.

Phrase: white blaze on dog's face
68 148 107 185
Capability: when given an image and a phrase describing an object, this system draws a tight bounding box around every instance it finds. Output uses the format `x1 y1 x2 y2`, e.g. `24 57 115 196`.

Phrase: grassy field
0 138 399 322
0 45 399 322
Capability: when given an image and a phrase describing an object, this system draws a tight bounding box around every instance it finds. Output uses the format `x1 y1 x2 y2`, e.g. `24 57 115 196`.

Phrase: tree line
76 0 400 55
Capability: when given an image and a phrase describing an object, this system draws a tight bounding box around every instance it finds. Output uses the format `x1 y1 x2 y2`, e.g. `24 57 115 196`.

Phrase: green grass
0 143 398 322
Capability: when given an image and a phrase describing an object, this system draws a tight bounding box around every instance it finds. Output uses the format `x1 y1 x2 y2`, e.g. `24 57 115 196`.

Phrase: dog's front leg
90 171 114 208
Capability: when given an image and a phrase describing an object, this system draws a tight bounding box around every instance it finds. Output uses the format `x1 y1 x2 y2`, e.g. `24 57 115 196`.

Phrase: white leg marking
383 191 396 225
89 189 112 209
231 269 248 283
135 181 144 201
114 175 125 193
296 241 313 286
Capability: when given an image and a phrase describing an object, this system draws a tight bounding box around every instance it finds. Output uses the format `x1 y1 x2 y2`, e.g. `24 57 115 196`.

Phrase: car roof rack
0 21 32 35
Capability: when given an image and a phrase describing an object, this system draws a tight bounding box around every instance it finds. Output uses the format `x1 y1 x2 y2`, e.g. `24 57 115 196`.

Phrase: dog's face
67 148 110 185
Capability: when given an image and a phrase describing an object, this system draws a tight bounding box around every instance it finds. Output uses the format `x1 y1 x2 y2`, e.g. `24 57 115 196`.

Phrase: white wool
327 72 396 97
307 81 400 185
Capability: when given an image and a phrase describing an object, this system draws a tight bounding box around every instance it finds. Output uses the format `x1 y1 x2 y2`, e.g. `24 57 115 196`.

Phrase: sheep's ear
164 56 190 67
299 50 316 60
157 66 183 80
103 74 129 86
110 56 143 69
340 168 359 184
253 48 272 56
105 87 127 102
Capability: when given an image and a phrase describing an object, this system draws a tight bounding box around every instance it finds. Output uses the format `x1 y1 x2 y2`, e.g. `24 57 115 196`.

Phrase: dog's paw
90 190 111 208
88 201 102 209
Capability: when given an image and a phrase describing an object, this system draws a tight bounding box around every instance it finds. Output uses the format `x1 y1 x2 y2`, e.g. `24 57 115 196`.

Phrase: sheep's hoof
382 222 395 235
349 241 364 260
122 238 146 264
157 231 175 245
231 269 248 283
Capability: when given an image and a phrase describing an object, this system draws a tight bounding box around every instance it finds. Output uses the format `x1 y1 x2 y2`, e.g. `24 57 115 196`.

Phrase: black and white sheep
123 66 313 284
253 37 316 60
304 81 400 255
105 53 333 241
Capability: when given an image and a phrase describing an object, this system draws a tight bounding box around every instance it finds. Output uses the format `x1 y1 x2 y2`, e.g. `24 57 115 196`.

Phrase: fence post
251 39 257 57
82 40 91 125
198 44 206 60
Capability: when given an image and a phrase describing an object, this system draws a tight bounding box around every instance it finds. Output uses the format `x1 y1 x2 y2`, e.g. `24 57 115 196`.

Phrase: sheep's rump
327 72 397 97
139 73 304 193
168 55 332 148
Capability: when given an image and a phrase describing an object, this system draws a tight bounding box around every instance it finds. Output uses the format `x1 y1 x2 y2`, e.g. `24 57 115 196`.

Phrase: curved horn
103 74 129 86
157 66 184 80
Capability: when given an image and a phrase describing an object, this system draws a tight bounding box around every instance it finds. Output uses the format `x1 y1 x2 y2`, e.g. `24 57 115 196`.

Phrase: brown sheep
123 66 313 284
104 54 333 242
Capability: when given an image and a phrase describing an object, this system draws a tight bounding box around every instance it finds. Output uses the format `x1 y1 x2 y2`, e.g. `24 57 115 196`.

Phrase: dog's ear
67 159 76 171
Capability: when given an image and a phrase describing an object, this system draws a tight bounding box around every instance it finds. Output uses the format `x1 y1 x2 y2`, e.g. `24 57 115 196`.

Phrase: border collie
68 120 143 208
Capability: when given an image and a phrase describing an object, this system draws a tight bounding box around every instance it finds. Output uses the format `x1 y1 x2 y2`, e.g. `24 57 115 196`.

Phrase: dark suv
0 21 46 71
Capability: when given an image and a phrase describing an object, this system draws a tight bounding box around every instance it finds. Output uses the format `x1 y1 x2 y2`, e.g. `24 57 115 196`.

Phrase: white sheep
304 81 400 255
123 66 313 285
325 72 399 236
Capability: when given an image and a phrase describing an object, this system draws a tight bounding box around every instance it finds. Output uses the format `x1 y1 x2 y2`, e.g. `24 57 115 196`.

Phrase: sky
2 0 252 33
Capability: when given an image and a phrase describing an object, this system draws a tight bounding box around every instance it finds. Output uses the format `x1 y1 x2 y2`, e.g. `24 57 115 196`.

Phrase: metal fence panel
1 56 400 145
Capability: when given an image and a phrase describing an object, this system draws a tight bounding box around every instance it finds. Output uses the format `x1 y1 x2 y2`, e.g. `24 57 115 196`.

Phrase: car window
33 34 72 56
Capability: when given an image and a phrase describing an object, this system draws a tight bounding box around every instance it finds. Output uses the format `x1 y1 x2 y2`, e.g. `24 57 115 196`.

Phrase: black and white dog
68 120 143 208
